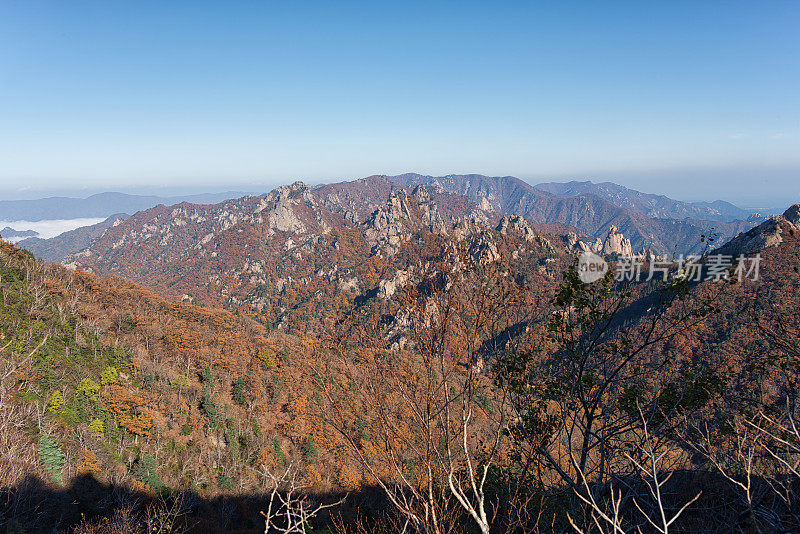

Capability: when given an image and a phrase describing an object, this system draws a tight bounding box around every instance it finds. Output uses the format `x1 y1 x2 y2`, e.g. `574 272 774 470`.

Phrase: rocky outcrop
451 220 483 243
563 231 592 253
470 236 500 265
714 204 800 256
599 225 633 256
412 186 447 232
496 215 536 242
256 181 331 236
364 185 447 255
338 277 360 293
561 226 632 257
379 269 411 300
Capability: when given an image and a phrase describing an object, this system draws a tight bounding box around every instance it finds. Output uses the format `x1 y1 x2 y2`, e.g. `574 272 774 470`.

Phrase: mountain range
0 191 247 222
534 180 756 222
11 174 765 273
388 173 755 253
27 173 775 335
2 173 799 532
16 174 760 260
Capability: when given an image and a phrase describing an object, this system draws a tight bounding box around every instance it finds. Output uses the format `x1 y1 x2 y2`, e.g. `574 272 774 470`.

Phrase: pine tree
232 377 247 406
201 366 220 428
201 386 219 428
132 453 164 491
273 437 286 466
39 435 66 484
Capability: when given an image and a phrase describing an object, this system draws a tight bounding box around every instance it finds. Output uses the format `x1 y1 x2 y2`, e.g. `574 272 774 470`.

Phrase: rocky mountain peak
364 187 447 255
600 225 633 256
412 184 432 203
561 226 633 257
714 203 800 256
496 215 536 242
563 231 592 253
266 181 313 203
254 181 330 237
783 204 800 225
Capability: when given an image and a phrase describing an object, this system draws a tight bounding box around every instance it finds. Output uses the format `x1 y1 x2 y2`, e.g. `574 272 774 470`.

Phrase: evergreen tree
39 435 66 484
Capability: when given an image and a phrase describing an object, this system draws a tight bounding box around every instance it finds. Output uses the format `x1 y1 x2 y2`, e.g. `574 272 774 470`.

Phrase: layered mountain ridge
534 180 755 222
62 179 573 331
10 173 776 335
0 191 248 222
1 177 799 532
389 173 754 253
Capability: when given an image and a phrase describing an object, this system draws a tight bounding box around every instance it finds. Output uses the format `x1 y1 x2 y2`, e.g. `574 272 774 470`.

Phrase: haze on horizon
0 1 797 208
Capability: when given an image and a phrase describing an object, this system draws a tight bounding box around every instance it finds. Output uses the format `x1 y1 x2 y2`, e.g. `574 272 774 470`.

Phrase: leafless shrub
567 405 701 534
688 398 800 532
259 465 345 534
317 247 531 534
0 337 48 489
144 494 186 534
72 506 139 534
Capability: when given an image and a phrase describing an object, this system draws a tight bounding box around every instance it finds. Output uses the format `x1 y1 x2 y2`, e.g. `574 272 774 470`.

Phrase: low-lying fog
0 218 105 242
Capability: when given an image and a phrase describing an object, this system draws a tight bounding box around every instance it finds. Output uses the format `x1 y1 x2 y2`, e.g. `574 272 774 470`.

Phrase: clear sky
0 1 797 207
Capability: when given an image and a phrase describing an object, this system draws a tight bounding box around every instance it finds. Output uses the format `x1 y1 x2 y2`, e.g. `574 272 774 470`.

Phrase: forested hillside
2 203 799 532
65 181 572 334
0 240 341 531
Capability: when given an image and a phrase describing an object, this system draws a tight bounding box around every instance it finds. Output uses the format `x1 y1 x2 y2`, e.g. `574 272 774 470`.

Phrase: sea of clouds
0 218 106 243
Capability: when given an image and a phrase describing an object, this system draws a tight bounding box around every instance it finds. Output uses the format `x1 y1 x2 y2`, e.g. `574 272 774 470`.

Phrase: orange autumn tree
102 384 154 437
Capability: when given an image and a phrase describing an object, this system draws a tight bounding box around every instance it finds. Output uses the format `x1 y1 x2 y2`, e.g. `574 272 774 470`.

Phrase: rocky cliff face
364 185 447 255
497 215 536 242
714 204 800 256
560 225 633 257
598 225 633 256
256 181 332 237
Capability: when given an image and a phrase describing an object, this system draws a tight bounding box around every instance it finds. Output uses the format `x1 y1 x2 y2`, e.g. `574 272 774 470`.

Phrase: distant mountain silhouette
0 226 38 239
388 173 753 253
17 214 128 262
0 191 247 222
534 180 754 222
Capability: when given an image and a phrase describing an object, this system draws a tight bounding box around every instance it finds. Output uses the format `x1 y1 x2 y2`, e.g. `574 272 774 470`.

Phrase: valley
1 172 798 532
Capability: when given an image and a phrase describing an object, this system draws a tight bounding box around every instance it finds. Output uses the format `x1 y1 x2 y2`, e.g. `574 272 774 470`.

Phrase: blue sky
0 1 797 206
